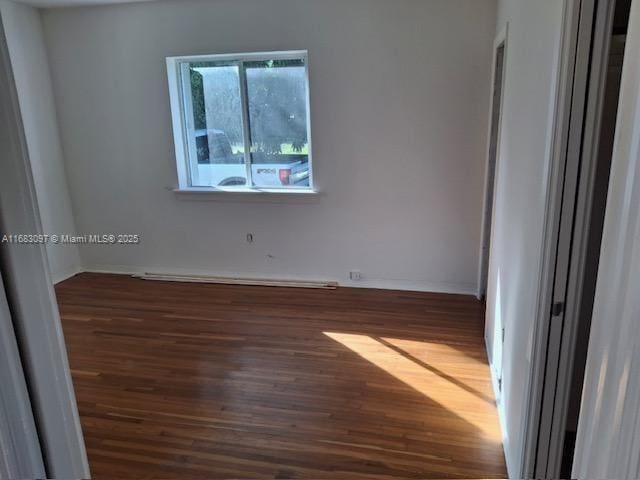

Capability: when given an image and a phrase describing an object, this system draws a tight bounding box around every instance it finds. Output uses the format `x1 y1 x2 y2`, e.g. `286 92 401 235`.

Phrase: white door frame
538 0 619 475
0 12 89 479
477 25 508 301
519 0 598 476
573 0 640 476
523 0 639 477
0 270 45 479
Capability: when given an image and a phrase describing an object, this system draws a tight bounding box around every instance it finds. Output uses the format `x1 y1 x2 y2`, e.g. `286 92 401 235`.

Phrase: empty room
2 0 640 479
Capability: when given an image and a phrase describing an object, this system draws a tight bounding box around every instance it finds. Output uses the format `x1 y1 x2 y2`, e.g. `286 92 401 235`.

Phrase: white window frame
166 50 314 193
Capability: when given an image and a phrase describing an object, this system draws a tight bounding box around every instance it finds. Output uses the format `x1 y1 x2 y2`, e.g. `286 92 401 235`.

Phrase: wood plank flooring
56 273 506 479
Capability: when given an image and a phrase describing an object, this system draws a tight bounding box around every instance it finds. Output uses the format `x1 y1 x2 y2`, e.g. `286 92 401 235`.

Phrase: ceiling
12 0 156 7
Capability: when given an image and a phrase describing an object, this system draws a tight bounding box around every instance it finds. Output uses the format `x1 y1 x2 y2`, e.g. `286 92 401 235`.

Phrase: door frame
519 1 583 473
0 268 44 478
522 0 620 477
0 11 89 479
477 25 508 301
573 0 640 476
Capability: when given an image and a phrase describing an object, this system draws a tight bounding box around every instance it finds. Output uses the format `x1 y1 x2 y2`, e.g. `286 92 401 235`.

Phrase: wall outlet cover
349 271 362 281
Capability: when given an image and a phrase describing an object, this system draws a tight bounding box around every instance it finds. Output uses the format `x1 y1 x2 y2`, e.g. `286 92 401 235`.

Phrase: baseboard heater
133 272 338 290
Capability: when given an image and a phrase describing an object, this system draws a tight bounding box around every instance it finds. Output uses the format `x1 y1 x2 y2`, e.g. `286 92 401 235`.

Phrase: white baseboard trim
51 265 82 285
135 272 338 289
80 264 477 296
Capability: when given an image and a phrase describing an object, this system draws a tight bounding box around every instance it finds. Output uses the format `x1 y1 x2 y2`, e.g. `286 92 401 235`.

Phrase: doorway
526 0 633 477
478 31 507 301
560 0 630 476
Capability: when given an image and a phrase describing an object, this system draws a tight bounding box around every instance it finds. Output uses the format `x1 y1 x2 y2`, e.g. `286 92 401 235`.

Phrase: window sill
172 187 322 203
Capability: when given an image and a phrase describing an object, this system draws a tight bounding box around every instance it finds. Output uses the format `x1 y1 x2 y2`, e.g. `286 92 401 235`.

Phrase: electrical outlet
349 271 362 281
246 233 254 243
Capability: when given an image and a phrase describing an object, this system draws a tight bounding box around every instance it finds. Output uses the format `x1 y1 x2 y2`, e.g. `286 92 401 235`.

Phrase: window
167 51 313 192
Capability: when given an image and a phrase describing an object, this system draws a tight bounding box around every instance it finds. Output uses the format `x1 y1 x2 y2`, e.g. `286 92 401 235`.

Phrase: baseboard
135 272 338 289
51 264 83 285
81 264 477 296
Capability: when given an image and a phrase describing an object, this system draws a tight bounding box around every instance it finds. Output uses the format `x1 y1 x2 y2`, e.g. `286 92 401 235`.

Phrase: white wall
41 0 496 293
485 0 565 476
0 0 81 284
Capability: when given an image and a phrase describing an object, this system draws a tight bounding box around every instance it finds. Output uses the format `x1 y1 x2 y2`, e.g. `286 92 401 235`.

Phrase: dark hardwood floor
56 273 506 479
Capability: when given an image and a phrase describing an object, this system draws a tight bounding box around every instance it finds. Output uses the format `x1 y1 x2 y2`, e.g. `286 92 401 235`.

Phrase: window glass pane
188 62 247 187
246 59 310 188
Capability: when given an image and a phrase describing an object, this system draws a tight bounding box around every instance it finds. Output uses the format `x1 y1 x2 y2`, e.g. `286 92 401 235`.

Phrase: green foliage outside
190 63 208 131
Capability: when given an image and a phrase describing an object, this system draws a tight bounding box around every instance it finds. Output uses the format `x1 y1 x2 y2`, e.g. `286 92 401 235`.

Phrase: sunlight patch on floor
380 337 483 367
324 332 502 442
